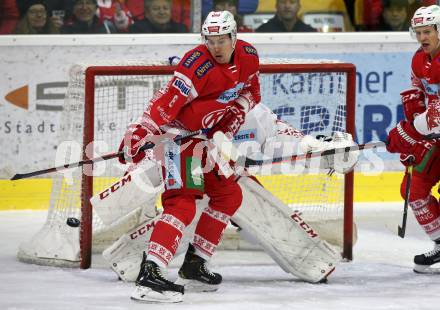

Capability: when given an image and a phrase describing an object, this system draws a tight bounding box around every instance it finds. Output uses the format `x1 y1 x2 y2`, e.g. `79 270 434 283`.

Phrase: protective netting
17 59 352 267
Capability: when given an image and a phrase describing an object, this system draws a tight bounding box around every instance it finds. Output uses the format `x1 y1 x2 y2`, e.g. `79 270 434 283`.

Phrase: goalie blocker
100 174 341 284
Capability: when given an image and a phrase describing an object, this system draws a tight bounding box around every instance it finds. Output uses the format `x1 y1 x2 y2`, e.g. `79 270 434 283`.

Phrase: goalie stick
10 129 206 180
243 141 385 167
212 132 385 167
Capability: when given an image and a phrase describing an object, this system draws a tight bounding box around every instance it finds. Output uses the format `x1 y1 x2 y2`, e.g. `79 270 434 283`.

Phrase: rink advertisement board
0 33 417 173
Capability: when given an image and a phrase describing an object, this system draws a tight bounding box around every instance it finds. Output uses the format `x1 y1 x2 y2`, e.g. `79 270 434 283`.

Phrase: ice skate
413 243 440 274
131 252 184 303
176 244 222 292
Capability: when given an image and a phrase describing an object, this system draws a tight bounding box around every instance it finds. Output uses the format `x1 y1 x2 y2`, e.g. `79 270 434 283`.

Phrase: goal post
17 59 356 269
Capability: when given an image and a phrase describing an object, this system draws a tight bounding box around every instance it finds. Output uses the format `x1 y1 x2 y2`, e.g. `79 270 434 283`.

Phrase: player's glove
386 120 433 165
235 91 258 113
299 132 359 174
400 88 426 122
118 116 160 164
208 104 246 139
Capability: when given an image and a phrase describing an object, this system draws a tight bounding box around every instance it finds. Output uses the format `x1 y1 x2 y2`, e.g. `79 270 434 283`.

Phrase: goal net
17 59 356 269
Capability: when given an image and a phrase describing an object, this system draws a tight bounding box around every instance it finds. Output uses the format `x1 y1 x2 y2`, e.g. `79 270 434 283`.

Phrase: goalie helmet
410 5 440 39
201 11 237 48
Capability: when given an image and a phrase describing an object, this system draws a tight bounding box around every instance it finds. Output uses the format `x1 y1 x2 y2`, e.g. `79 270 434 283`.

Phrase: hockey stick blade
244 141 386 167
10 130 204 181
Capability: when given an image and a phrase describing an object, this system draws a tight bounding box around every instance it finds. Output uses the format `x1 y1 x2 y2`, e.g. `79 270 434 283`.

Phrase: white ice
1 203 440 310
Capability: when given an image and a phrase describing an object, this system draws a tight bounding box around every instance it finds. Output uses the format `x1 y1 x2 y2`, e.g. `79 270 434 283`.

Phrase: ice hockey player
118 10 262 303
386 5 440 274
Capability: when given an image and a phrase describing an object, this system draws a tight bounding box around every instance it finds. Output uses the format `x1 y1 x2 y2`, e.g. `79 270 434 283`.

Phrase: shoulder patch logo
183 50 203 68
196 60 214 79
243 45 258 56
172 77 191 96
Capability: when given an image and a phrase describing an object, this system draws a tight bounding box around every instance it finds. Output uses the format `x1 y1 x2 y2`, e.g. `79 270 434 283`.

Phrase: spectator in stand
61 0 117 33
97 0 133 32
14 0 60 34
256 0 315 32
125 0 191 30
129 0 187 33
17 0 73 28
0 0 20 34
353 0 383 30
213 0 253 32
299 0 354 31
377 0 410 31
354 0 436 31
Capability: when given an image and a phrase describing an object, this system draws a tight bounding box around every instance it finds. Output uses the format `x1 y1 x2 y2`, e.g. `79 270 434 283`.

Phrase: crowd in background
0 0 437 35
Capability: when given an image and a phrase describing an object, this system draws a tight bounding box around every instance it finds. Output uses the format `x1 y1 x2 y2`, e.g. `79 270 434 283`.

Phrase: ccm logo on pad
291 212 319 238
99 174 132 200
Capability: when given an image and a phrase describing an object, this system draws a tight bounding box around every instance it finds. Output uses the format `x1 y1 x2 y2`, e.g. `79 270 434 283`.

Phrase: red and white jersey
410 48 440 136
145 39 261 132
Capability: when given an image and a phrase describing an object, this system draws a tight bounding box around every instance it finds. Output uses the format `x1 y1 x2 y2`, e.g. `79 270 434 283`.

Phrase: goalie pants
147 138 242 266
401 146 440 241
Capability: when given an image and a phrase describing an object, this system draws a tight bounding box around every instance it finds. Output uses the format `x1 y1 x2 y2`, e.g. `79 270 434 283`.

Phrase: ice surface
1 203 440 310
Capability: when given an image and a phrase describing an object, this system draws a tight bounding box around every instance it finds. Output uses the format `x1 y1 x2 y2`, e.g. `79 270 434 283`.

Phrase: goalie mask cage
17 59 356 269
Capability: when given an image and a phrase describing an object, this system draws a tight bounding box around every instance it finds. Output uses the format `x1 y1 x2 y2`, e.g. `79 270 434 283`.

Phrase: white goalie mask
201 11 237 48
410 5 440 39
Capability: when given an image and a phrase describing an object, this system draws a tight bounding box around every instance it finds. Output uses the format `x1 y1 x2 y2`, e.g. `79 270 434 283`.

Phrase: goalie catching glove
299 132 359 174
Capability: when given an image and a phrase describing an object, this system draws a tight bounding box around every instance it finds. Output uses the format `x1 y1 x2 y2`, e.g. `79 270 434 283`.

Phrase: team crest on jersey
172 77 191 96
217 82 244 104
196 60 214 79
243 45 258 56
202 109 226 128
183 50 203 68
233 129 256 142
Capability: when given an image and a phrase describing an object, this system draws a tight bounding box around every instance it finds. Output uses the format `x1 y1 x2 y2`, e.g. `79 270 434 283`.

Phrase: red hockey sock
410 195 440 240
147 194 197 267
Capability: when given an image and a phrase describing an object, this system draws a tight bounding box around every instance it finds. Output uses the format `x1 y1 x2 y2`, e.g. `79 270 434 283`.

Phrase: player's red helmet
201 11 237 48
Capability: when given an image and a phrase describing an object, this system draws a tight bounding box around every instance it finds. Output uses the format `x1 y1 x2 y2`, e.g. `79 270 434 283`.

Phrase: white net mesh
17 59 353 267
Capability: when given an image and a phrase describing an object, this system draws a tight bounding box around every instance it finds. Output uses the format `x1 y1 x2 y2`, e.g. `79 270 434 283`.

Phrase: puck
66 217 80 227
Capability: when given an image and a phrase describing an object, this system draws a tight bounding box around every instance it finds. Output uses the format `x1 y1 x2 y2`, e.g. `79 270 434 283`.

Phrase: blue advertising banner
265 52 414 145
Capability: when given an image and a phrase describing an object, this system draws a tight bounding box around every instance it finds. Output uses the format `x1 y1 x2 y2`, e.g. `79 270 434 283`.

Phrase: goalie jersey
232 104 304 160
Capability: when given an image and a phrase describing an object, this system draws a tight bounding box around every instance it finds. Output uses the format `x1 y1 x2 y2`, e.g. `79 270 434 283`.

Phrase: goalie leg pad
102 215 160 281
232 177 341 283
91 162 163 226
102 201 207 282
